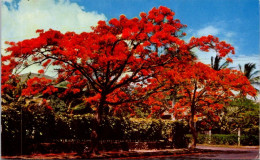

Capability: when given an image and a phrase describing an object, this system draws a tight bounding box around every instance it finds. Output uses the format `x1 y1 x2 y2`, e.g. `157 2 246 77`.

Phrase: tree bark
97 92 107 121
189 81 198 150
91 94 106 153
189 103 197 150
189 118 197 149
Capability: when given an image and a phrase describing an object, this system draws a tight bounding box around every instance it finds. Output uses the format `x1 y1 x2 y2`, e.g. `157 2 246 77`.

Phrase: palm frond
219 61 230 70
238 63 260 91
250 76 260 85
250 82 260 86
211 56 229 71
238 64 242 72
248 70 260 79
244 63 256 79
229 67 236 70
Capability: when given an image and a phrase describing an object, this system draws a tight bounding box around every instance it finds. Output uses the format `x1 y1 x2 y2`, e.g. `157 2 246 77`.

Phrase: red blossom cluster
188 35 235 57
22 77 57 96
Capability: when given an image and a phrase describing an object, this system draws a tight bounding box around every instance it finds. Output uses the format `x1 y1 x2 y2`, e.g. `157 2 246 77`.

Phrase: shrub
1 105 55 155
2 111 189 155
241 135 259 146
52 115 188 143
172 121 189 148
188 134 259 146
211 134 238 145
122 118 163 140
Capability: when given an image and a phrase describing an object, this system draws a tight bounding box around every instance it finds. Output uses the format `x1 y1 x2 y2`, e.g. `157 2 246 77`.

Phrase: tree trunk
189 102 197 150
91 94 106 153
189 119 197 149
95 93 107 125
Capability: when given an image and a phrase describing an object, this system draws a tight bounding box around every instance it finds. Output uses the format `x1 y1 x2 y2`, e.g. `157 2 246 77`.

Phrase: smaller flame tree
170 62 256 148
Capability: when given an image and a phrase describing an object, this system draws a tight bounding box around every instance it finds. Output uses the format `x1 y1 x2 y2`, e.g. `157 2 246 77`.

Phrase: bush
172 121 189 148
2 111 189 155
53 113 95 140
121 118 163 140
188 134 259 146
1 105 55 155
241 135 259 146
211 134 238 145
53 115 188 142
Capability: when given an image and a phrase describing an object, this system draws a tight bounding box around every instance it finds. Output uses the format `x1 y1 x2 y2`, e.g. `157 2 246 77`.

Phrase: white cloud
1 0 107 76
194 48 217 65
2 0 13 3
193 23 257 70
228 54 260 71
196 26 220 37
194 23 235 41
1 0 107 51
225 32 235 38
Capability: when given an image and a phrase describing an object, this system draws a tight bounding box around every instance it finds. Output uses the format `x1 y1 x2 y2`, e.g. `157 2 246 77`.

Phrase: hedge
2 109 188 155
53 114 189 142
187 134 259 146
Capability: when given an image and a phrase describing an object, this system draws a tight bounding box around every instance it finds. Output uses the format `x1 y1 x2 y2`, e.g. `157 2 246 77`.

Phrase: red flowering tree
132 61 256 149
3 6 192 121
169 62 256 148
2 6 244 147
128 33 255 148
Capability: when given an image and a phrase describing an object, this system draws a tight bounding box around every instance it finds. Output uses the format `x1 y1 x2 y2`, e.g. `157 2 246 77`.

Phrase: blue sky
2 0 260 70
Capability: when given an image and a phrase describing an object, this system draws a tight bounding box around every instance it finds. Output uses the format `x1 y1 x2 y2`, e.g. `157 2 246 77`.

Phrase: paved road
143 145 259 160
196 145 259 159
2 145 259 159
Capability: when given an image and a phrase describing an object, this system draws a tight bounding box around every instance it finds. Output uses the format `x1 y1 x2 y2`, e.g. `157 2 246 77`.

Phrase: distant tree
219 98 259 135
239 63 260 91
211 55 232 71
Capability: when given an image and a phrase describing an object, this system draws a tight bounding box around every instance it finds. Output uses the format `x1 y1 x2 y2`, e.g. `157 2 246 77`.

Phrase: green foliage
2 80 190 156
53 113 95 139
48 95 67 113
239 63 260 89
172 121 189 148
134 105 150 118
2 109 189 155
186 134 208 144
122 118 163 140
71 102 94 114
211 55 230 71
219 98 260 135
1 104 55 155
1 105 23 155
211 134 238 145
240 135 259 146
187 134 259 146
53 115 187 141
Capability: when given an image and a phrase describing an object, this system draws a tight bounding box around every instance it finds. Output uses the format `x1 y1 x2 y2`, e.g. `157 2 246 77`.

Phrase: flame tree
2 6 254 148
170 62 256 148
